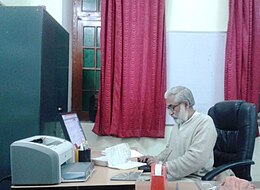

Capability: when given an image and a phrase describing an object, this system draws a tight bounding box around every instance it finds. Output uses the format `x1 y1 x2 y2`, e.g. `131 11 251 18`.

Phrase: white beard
172 104 189 125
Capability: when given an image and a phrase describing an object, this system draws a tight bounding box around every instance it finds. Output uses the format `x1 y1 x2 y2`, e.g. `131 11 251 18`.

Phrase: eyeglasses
167 103 181 112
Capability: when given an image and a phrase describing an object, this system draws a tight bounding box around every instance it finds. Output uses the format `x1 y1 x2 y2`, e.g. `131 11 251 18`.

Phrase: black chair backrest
208 100 256 181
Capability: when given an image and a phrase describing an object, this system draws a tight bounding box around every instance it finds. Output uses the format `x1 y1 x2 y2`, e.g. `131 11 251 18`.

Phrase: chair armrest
201 160 255 181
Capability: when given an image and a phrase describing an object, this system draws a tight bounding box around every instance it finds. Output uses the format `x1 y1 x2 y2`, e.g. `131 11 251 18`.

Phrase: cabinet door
0 7 43 188
41 10 69 136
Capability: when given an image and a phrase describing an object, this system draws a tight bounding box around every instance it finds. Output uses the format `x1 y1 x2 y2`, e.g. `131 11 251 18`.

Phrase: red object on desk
150 163 166 190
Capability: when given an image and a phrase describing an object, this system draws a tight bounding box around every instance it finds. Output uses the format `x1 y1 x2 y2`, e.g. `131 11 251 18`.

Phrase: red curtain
224 0 260 135
93 0 166 138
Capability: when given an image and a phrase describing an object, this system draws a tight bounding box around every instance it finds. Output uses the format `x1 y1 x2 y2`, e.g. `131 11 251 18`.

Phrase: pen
82 139 89 150
74 143 79 149
176 182 179 190
79 143 84 151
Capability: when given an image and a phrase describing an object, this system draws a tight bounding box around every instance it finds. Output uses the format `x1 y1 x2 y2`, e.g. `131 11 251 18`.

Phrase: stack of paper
92 143 146 170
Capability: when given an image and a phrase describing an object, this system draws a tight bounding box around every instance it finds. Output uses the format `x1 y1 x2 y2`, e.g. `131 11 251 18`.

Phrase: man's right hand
138 156 159 166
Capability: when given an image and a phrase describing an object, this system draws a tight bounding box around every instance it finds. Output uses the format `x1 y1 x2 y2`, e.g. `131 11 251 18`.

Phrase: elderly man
139 86 217 180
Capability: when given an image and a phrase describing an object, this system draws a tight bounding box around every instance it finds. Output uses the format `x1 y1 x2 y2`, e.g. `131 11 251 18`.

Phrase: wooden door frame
72 0 101 120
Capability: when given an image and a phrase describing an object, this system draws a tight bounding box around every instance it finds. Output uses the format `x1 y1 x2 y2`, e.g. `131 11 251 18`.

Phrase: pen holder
78 149 91 162
150 163 166 190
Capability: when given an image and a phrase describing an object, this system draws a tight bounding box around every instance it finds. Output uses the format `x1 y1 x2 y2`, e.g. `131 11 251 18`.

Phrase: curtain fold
93 0 166 138
224 0 260 135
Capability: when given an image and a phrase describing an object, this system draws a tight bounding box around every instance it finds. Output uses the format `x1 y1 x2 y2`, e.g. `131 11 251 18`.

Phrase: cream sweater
155 111 217 180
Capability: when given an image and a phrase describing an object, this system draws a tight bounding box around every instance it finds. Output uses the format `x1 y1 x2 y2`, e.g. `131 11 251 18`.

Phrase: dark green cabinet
0 7 69 187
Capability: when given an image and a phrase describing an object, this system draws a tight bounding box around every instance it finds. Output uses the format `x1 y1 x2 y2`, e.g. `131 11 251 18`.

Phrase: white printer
10 135 74 185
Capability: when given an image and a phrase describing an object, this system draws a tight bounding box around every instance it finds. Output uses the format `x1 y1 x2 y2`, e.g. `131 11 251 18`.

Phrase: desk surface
136 181 260 190
11 150 260 190
12 170 260 190
12 165 138 189
136 181 199 190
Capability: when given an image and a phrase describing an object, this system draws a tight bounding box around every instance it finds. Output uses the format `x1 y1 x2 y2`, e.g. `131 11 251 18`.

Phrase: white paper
105 143 131 167
154 164 162 176
131 149 144 158
102 143 146 170
110 161 147 170
93 156 107 161
92 156 108 166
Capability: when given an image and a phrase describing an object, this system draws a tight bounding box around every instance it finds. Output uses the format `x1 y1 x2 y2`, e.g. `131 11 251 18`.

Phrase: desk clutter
74 140 91 162
10 135 94 185
92 143 146 170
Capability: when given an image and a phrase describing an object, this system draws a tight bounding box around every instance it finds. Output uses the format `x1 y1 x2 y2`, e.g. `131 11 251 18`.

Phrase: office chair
202 100 256 181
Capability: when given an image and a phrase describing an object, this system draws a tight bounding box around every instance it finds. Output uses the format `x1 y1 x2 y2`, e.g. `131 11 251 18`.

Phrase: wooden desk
136 181 199 190
12 150 260 190
11 166 138 190
11 150 138 190
135 181 260 190
12 172 260 190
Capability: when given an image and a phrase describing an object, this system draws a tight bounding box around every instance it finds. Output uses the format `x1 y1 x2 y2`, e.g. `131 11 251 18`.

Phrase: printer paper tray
61 162 94 182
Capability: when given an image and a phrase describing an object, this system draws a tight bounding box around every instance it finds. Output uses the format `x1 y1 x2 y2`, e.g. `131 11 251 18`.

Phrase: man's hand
138 156 160 166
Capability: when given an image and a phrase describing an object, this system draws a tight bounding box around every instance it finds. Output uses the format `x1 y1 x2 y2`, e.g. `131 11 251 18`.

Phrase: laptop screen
59 112 86 148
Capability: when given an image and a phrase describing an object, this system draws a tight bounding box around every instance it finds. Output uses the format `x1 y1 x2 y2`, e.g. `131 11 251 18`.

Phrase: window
72 0 101 120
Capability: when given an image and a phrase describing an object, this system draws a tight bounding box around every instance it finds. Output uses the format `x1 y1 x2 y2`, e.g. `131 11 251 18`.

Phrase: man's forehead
166 94 176 103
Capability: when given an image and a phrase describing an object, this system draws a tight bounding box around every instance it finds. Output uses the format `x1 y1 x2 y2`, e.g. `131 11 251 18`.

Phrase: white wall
1 0 63 24
165 0 228 32
61 0 73 111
